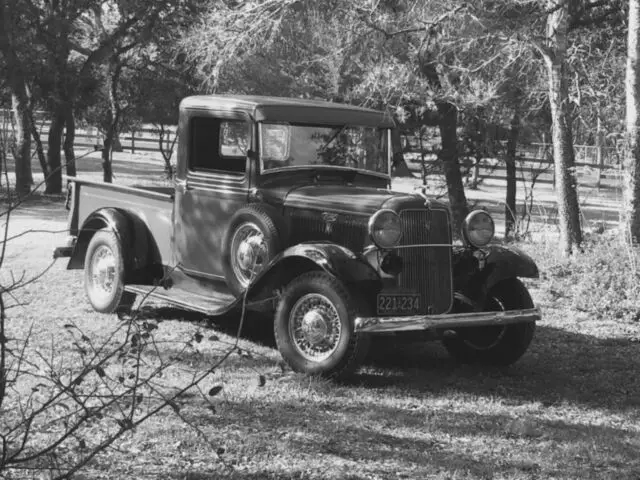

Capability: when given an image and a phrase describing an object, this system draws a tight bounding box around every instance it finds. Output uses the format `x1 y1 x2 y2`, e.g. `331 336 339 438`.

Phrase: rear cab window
189 117 250 175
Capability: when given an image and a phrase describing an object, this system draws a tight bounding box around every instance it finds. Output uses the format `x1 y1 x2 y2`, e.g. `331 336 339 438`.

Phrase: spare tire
222 204 286 296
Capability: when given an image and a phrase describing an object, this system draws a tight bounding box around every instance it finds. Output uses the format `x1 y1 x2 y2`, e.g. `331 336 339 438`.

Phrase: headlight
462 210 495 248
368 209 402 248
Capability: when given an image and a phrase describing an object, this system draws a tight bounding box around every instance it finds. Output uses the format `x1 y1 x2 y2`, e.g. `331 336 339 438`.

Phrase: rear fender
247 242 381 303
68 208 159 282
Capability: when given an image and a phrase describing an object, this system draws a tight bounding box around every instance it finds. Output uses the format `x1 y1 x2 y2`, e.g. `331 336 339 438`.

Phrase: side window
189 117 250 174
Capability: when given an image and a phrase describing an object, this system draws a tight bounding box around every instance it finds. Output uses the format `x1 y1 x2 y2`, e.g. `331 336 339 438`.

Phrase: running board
125 285 239 316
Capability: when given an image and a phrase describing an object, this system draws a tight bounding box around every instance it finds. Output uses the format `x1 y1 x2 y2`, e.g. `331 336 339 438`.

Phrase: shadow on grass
114 304 640 478
139 302 640 417
360 324 640 415
165 371 640 480
134 305 277 349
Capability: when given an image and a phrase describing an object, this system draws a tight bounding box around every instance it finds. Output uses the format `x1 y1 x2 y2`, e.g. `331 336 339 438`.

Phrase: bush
533 233 640 322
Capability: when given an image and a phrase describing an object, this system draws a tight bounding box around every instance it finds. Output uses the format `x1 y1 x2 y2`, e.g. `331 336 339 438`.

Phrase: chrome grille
396 209 453 314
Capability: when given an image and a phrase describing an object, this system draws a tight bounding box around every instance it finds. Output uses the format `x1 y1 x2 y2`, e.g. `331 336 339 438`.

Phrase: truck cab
56 95 541 378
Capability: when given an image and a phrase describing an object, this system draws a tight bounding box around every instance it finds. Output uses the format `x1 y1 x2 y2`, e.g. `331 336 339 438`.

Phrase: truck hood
283 184 441 215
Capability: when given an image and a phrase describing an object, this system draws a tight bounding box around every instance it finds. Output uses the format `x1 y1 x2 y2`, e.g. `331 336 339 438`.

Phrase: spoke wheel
230 222 268 289
84 229 135 313
460 296 508 351
222 205 285 296
289 293 342 362
88 245 117 302
443 279 536 366
274 271 370 378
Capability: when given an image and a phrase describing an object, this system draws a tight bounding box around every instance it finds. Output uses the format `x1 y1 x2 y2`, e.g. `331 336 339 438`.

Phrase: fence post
595 116 604 190
131 129 135 154
540 135 555 190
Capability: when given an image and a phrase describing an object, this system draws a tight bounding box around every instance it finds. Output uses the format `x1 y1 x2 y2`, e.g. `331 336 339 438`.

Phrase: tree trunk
0 124 3 183
45 111 64 194
10 91 33 197
113 133 123 152
0 2 33 196
469 157 480 190
157 123 178 178
390 127 414 177
595 113 604 189
102 137 113 183
419 128 427 186
63 104 77 178
505 110 520 238
624 0 640 242
27 107 49 178
102 109 115 183
437 101 469 237
544 2 582 255
102 56 122 183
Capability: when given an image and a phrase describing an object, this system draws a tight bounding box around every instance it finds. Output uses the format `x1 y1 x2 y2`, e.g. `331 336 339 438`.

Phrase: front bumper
354 307 541 334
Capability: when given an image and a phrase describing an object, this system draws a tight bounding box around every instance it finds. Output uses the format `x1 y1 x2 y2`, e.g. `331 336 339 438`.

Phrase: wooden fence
405 140 622 191
0 109 178 155
44 125 178 155
0 110 623 190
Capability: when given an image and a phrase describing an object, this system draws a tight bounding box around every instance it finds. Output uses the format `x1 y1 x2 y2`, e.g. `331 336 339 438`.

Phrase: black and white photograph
0 1 638 478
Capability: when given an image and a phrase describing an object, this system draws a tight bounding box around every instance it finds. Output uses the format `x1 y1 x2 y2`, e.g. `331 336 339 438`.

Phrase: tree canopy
0 0 635 250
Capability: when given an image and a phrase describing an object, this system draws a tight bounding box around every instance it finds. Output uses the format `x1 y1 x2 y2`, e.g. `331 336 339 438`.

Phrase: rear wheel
443 278 535 365
84 228 135 313
274 271 369 378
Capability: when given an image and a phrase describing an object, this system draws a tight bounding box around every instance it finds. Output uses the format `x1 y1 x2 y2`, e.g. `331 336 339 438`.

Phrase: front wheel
84 228 136 313
443 278 536 366
274 271 370 379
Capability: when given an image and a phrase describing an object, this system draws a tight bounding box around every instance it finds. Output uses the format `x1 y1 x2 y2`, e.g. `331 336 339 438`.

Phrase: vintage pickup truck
55 95 541 378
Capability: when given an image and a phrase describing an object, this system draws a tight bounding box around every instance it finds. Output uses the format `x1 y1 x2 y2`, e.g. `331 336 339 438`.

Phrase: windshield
259 123 390 175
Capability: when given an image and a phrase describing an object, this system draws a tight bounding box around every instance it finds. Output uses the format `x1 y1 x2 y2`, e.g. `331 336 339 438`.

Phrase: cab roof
180 95 396 128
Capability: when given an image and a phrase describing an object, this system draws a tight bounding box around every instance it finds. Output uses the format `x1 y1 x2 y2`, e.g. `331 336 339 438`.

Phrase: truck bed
70 178 175 265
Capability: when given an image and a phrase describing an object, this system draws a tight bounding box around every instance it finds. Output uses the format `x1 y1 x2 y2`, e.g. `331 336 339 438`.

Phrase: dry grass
1 154 639 479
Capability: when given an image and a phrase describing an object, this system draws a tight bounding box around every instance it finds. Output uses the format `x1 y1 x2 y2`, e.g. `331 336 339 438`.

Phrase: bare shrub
0 146 254 479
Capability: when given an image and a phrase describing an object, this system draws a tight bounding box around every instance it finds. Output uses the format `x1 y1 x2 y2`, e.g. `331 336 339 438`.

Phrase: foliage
180 1 535 109
535 232 640 323
176 1 545 233
0 0 205 191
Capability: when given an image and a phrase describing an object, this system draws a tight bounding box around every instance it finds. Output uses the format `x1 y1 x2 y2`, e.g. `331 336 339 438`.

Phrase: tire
274 271 370 379
84 228 136 313
443 278 536 366
222 205 285 296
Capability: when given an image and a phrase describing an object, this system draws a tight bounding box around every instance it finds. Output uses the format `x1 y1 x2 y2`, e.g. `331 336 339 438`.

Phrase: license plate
377 293 421 315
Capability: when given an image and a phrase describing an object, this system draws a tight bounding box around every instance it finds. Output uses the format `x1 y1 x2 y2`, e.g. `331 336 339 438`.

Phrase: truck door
173 111 253 280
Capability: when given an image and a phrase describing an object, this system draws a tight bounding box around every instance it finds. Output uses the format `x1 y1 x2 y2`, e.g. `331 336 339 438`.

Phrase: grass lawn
1 153 639 479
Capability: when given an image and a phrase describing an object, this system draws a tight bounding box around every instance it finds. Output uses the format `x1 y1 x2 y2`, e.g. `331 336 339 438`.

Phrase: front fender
247 242 381 302
279 243 380 283
453 244 538 308
484 245 539 290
